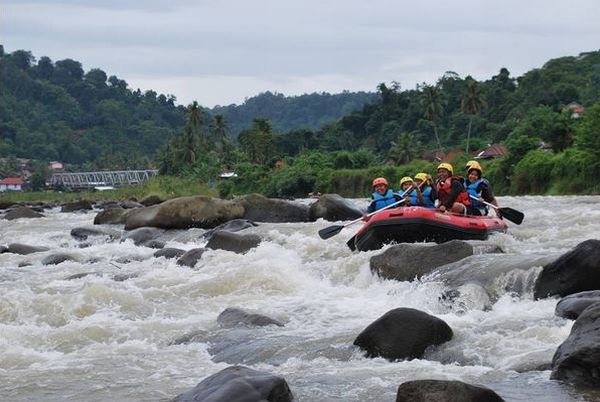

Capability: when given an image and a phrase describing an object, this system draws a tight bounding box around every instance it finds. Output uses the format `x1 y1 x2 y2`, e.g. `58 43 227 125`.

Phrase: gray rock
139 194 165 206
7 243 50 255
551 303 600 386
177 248 207 267
65 272 101 280
217 308 284 328
71 226 120 241
4 207 44 220
142 240 165 249
233 193 310 222
206 231 261 254
0 245 7 254
203 219 258 240
93 207 129 224
42 253 78 265
113 255 146 264
353 307 453 361
154 248 186 259
168 330 208 345
308 193 363 221
122 227 163 246
61 199 93 212
395 380 505 402
534 239 600 299
125 195 245 230
556 291 600 320
172 366 293 402
370 240 473 281
113 273 139 282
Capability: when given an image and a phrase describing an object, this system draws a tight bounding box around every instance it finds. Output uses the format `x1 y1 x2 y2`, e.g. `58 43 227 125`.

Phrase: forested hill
210 91 377 137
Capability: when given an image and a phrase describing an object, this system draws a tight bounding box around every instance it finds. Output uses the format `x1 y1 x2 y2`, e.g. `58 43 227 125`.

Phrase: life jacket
466 179 488 214
371 189 397 211
408 189 419 206
436 176 470 207
420 186 435 208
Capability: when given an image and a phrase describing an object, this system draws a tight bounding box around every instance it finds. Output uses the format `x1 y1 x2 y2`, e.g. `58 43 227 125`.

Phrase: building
49 161 64 170
562 102 585 119
475 144 508 159
0 177 24 192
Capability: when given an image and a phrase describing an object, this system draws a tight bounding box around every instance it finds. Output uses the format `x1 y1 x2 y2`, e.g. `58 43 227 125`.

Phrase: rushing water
1 195 600 402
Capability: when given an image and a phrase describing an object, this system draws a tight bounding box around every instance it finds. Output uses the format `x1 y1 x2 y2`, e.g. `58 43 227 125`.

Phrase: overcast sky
3 0 600 107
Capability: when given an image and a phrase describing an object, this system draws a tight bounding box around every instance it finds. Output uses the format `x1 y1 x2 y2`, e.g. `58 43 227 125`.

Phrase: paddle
318 185 416 240
469 195 524 225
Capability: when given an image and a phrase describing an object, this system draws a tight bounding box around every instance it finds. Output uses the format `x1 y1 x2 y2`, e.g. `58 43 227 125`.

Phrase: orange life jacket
436 176 470 206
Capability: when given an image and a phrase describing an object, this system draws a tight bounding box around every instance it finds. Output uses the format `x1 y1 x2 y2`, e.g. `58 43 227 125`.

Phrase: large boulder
308 194 363 221
217 308 284 328
61 199 93 212
555 291 600 320
4 206 44 220
534 239 600 299
551 303 600 386
353 308 453 361
395 380 505 402
7 243 50 255
139 194 165 206
206 231 261 254
370 240 473 281
125 195 244 230
172 365 293 402
233 194 310 223
94 207 130 224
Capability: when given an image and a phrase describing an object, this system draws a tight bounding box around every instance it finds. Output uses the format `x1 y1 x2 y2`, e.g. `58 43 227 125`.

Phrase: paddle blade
318 225 344 239
346 235 356 251
499 207 524 225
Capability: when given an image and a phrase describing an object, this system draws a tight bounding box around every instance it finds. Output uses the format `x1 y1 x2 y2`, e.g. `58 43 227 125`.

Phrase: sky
3 0 600 108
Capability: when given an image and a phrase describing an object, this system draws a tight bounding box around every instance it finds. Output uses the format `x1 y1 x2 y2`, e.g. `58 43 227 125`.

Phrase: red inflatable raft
347 206 508 251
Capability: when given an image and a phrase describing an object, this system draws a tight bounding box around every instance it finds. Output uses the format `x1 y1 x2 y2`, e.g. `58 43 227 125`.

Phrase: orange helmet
437 162 454 175
372 177 388 188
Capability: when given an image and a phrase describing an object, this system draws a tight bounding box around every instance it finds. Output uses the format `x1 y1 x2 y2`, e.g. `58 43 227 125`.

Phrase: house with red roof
0 177 24 192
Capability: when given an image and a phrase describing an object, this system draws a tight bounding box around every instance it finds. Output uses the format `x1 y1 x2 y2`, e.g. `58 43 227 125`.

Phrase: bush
511 150 555 194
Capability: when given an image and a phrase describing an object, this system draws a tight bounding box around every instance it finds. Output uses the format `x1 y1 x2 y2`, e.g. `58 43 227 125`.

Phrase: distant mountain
210 90 378 137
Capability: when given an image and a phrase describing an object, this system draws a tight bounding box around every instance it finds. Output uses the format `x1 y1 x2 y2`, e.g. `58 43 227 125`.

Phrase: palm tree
209 114 230 154
461 79 487 154
421 85 444 152
389 131 422 164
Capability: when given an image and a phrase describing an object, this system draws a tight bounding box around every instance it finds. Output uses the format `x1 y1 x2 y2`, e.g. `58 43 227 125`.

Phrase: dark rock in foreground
396 379 505 402
308 193 363 221
555 290 600 320
370 240 473 281
551 302 600 386
217 307 284 328
172 365 293 402
206 231 261 254
534 239 600 299
354 308 453 361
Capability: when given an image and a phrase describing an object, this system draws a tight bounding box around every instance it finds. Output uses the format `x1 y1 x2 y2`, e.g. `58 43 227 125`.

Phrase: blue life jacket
421 186 435 208
408 189 419 206
466 179 487 214
371 189 397 211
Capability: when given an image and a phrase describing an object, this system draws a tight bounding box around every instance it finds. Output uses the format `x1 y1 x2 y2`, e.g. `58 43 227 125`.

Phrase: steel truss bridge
48 170 159 190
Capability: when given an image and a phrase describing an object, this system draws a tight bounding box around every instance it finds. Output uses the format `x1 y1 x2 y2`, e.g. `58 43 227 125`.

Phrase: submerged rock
177 248 207 267
7 243 50 255
172 365 293 402
395 379 505 402
217 307 284 328
203 219 258 240
206 231 261 254
154 248 186 259
122 227 163 246
42 253 78 265
71 226 120 241
168 330 208 346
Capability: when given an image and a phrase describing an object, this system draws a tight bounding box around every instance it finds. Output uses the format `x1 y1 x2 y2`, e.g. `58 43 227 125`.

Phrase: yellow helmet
437 162 454 175
399 176 413 186
414 172 429 182
467 161 483 175
465 160 478 169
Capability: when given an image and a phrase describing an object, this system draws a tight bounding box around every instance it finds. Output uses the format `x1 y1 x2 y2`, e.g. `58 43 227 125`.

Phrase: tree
209 114 230 154
238 118 276 165
422 84 444 151
388 131 422 164
461 79 487 153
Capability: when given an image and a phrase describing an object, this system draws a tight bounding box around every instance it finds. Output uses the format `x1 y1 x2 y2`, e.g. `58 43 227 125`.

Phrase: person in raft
399 176 423 206
413 172 436 208
363 177 403 221
435 162 471 214
464 160 498 216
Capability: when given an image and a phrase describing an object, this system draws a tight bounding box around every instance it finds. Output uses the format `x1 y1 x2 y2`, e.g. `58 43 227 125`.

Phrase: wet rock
0 200 17 209
119 200 144 209
172 365 293 402
113 273 139 282
0 245 7 253
370 240 473 282
308 193 363 222
353 307 453 361
551 302 600 386
143 240 165 249
7 243 50 255
395 380 505 402
93 207 129 224
122 227 164 246
42 253 78 265
168 330 208 345
64 272 101 280
206 231 261 254
125 195 244 230
61 199 93 212
556 291 600 320
4 207 44 220
203 219 258 240
154 248 186 259
177 248 207 267
113 255 146 264
534 239 600 299
71 226 120 241
217 308 284 328
233 193 310 222
18 261 33 267
139 194 165 206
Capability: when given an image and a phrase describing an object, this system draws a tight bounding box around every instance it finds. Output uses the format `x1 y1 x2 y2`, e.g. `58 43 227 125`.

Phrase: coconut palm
421 85 444 151
389 131 422 164
461 79 487 154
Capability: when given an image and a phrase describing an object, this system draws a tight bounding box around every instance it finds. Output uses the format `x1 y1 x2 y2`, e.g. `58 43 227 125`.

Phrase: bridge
48 170 159 190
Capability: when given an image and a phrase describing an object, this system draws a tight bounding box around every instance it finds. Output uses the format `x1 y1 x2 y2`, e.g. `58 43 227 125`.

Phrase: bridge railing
48 170 159 189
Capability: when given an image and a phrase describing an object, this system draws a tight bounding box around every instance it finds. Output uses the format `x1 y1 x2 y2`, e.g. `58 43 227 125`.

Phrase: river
1 195 600 401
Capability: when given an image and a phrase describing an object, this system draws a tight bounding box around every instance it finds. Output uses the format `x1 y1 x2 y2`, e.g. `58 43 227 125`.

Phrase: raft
347 206 508 251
